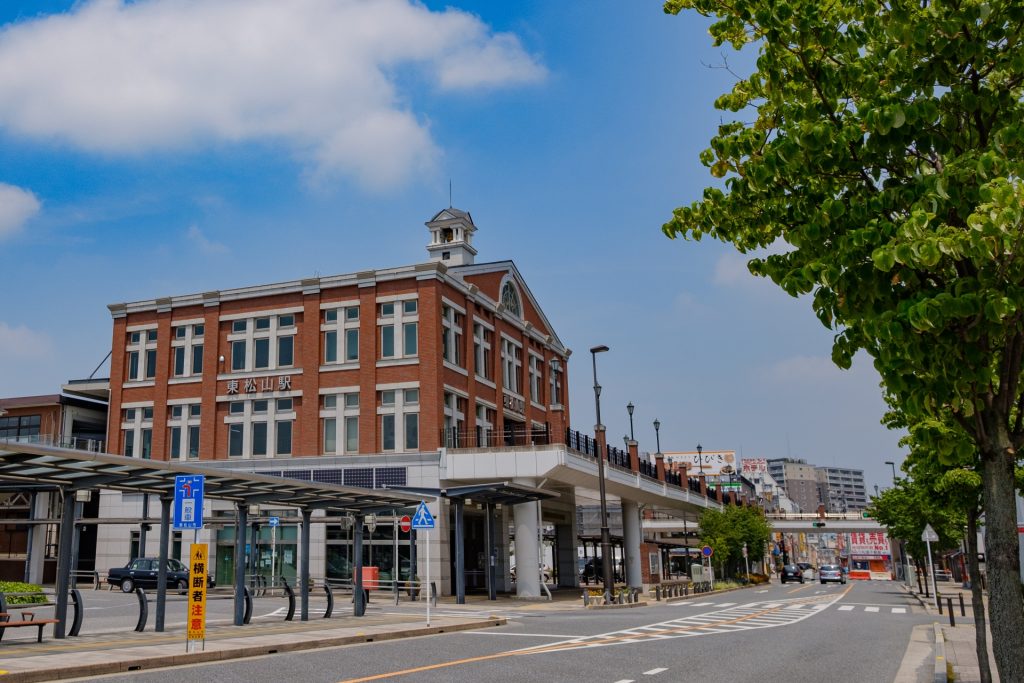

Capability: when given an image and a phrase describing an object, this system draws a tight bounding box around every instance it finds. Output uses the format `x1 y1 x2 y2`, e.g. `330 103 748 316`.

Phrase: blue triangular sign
411 501 435 529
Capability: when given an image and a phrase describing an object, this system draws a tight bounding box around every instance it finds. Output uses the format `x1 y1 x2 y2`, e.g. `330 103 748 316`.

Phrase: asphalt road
79 581 931 683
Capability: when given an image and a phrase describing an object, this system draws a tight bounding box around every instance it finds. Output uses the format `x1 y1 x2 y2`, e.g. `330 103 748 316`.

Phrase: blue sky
0 0 904 493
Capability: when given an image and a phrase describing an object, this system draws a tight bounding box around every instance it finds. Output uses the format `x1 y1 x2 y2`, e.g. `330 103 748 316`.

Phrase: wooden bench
0 611 61 643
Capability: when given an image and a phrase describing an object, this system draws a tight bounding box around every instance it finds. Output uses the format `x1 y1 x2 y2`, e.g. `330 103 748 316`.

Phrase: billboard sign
664 450 736 477
849 531 890 557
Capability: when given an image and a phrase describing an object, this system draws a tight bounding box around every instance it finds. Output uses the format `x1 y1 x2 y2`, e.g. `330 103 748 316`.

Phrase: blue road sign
411 501 435 529
268 516 280 528
701 545 714 558
173 475 204 530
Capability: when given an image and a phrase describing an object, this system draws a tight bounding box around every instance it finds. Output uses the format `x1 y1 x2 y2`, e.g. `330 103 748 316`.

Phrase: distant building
766 458 821 513
817 466 868 512
741 458 799 513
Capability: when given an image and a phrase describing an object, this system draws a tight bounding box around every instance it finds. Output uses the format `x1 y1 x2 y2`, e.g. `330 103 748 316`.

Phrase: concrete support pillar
513 501 540 597
622 500 643 588
25 492 46 585
353 515 365 617
155 496 171 632
233 503 247 626
555 518 579 589
453 499 465 604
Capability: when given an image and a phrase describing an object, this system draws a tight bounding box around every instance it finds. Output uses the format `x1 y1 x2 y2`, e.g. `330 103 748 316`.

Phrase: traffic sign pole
922 524 940 610
410 501 435 626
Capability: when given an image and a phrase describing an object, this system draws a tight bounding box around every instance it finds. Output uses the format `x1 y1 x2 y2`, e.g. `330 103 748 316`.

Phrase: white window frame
501 335 523 396
320 390 360 454
549 358 564 408
443 389 467 434
125 327 158 382
376 383 419 452
121 403 154 458
321 302 360 368
441 299 465 369
224 397 297 458
473 319 494 384
227 313 298 373
377 296 418 362
171 321 205 379
528 351 544 407
167 401 201 459
475 401 496 447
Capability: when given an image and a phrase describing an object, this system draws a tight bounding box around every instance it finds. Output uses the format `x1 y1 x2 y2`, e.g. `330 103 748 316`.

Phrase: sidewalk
0 607 505 683
901 582 998 683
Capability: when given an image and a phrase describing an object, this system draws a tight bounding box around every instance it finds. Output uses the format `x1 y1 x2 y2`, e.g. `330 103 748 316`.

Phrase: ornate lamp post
696 443 705 477
590 345 613 603
627 402 635 441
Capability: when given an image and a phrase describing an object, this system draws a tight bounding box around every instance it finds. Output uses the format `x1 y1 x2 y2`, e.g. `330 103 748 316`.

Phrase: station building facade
96 209 575 591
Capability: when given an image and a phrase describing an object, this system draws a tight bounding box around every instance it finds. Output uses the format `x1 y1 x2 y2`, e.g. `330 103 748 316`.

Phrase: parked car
107 558 215 593
780 564 805 584
819 564 847 584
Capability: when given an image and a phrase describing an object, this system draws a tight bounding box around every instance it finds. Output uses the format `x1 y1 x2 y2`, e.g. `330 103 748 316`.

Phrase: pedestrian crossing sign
411 501 435 529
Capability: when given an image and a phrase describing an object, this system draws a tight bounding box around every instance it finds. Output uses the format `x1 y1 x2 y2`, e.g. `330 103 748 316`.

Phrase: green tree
698 504 773 578
663 0 1024 676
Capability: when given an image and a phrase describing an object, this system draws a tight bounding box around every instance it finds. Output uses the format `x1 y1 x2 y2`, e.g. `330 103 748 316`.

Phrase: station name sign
225 375 292 395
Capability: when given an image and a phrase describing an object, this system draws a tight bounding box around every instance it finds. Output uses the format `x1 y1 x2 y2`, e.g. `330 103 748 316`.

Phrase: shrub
0 581 47 605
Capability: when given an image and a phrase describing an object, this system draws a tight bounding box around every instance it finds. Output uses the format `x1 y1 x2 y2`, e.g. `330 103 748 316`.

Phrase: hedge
0 581 48 605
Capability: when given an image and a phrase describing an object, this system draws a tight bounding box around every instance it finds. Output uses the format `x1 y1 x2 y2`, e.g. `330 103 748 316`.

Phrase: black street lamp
696 443 705 477
884 460 898 482
590 344 613 603
653 419 661 454
627 402 635 441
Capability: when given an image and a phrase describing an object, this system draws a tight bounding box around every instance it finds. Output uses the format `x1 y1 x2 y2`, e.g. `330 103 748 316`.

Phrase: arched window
500 280 521 318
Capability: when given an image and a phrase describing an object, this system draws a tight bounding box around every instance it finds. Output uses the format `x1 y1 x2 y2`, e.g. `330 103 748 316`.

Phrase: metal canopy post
454 498 465 605
155 496 171 632
485 502 496 601
300 508 311 621
233 503 248 626
23 491 37 584
353 514 365 617
139 493 150 556
53 488 77 639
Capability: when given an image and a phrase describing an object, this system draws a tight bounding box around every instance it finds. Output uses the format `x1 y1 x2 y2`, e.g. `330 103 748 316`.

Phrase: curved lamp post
590 344 613 603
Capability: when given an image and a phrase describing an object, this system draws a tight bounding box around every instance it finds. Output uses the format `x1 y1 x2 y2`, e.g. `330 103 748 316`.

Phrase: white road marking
756 589 769 593
468 631 581 638
891 608 906 614
865 606 879 613
838 605 855 611
644 668 668 675
717 602 736 607
691 602 715 606
613 680 635 683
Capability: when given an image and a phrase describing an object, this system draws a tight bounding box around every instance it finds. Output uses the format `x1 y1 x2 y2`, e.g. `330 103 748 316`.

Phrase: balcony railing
0 434 105 453
441 424 552 449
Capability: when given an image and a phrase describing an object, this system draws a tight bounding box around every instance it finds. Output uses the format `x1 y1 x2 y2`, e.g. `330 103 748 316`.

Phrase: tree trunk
979 436 1024 683
966 507 992 683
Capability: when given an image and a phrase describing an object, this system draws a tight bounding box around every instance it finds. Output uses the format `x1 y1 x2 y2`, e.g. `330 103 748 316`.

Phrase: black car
780 563 805 584
107 558 215 593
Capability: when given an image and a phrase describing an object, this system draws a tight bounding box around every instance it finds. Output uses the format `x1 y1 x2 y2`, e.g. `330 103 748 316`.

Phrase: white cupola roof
425 207 477 266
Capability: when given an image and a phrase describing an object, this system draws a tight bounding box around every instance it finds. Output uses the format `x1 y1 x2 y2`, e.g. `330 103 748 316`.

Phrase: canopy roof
0 441 421 514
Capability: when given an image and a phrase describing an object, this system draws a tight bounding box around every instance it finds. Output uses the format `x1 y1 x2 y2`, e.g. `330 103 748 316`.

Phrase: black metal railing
606 444 630 469
442 424 551 449
688 477 702 494
565 428 598 457
638 458 657 479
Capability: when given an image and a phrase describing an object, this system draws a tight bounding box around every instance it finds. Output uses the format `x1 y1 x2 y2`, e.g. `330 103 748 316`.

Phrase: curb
933 623 948 683
664 582 760 605
586 600 647 610
0 617 506 683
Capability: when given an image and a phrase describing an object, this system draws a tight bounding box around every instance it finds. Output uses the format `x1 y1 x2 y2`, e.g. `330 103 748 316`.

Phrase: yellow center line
338 586 854 683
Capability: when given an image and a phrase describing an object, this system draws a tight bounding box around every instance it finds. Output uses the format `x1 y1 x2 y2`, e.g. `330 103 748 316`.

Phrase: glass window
252 422 268 456
175 326 187 339
142 407 154 419
278 336 294 367
173 347 185 376
279 314 295 327
141 429 152 459
382 415 395 450
381 325 395 357
169 426 181 457
253 400 268 414
277 398 293 411
171 405 183 418
254 338 270 369
325 330 338 363
229 402 244 415
325 309 338 323
130 331 141 344
146 330 158 342
324 418 337 453
145 349 157 379
403 300 417 314
125 408 136 420
232 340 246 371
232 320 247 333
404 413 418 450
381 390 395 406
192 344 203 374
123 430 134 457
189 404 201 417
228 424 244 456
380 302 394 317
323 394 337 409
193 324 204 337
188 426 200 457
403 323 417 356
255 317 271 331
404 389 419 404
128 351 139 380
344 393 359 408
276 421 292 455
346 307 359 321
345 329 359 361
345 416 358 452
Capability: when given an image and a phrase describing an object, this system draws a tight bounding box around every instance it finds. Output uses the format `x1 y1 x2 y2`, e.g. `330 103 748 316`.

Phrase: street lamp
627 402 635 441
696 443 705 477
884 460 898 482
653 419 661 454
590 344 613 603
884 460 909 582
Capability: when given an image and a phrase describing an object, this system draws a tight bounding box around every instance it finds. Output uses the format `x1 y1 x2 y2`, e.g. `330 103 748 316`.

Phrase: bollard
134 588 148 632
937 592 943 614
655 585 661 601
324 583 334 619
958 593 965 617
582 591 589 607
947 598 955 627
69 588 84 637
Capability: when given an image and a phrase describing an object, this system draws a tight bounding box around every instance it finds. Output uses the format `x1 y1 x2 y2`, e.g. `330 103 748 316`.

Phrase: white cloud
0 183 41 238
0 0 546 189
186 224 228 255
0 322 53 360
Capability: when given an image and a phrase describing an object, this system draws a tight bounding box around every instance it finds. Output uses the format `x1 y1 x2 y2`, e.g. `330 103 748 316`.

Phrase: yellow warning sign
186 543 208 641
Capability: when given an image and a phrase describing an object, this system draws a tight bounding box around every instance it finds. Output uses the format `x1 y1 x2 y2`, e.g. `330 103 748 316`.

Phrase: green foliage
697 504 773 577
0 581 47 605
